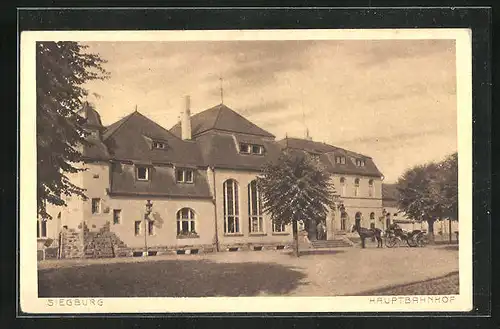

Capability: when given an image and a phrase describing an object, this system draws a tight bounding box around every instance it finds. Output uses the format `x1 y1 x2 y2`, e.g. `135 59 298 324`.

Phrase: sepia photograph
20 28 473 313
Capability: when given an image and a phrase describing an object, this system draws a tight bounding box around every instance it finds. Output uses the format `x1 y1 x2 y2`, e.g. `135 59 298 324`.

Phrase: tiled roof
382 183 399 200
279 137 383 178
108 163 212 198
83 141 110 161
280 138 369 158
82 110 211 198
382 183 399 207
100 111 205 167
170 103 275 138
195 132 281 171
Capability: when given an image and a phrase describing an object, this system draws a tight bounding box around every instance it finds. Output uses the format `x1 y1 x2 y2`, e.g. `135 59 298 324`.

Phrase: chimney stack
181 95 192 140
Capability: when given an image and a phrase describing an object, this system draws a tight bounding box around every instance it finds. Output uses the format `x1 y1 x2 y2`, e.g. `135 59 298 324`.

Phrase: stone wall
60 229 84 259
83 222 129 258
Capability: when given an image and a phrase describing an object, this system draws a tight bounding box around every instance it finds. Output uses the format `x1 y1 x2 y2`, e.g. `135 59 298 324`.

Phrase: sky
82 39 457 183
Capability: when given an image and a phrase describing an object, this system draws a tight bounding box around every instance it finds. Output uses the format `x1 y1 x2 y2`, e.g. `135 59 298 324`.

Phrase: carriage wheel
407 238 418 248
385 236 398 248
416 234 428 247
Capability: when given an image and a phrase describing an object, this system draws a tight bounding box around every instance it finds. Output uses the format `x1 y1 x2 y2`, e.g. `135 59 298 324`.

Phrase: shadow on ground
38 259 307 297
351 271 459 296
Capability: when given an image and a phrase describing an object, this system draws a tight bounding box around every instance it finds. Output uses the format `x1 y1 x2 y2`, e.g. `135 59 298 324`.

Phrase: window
272 220 286 233
152 141 166 149
113 209 121 224
240 143 264 155
37 219 47 238
356 159 366 167
248 180 263 233
335 156 346 164
134 221 142 236
223 179 240 233
136 166 149 181
368 179 374 197
309 153 320 161
148 220 155 235
177 208 196 236
91 198 101 214
176 168 194 183
252 145 264 155
370 212 375 220
354 178 360 197
340 177 346 196
240 143 250 154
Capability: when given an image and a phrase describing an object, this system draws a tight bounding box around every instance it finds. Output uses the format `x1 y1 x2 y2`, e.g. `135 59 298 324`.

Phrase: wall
330 175 384 231
213 168 293 249
105 196 215 249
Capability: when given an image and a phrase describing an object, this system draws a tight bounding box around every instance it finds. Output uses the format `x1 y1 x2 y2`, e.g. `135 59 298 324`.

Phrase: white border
20 28 472 313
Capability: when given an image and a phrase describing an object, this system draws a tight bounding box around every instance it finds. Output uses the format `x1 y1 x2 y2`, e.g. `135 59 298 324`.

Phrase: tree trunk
448 219 452 243
292 217 299 257
426 219 435 244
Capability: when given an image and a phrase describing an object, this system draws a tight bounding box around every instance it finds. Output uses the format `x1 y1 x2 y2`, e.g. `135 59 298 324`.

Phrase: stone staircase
84 223 129 258
310 238 353 249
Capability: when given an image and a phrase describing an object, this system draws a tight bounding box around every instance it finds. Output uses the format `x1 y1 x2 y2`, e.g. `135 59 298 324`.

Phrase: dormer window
252 145 264 155
240 143 264 155
356 159 366 167
240 143 250 154
309 153 320 161
176 168 194 183
152 141 166 149
136 166 150 181
335 156 346 164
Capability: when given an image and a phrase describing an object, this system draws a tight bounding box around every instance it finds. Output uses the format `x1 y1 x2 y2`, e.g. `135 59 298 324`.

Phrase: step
310 240 352 248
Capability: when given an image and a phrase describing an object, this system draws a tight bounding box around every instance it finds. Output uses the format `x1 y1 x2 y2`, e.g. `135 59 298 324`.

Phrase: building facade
39 98 386 256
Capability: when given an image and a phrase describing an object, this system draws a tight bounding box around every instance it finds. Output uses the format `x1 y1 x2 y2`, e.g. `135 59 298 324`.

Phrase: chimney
181 95 192 140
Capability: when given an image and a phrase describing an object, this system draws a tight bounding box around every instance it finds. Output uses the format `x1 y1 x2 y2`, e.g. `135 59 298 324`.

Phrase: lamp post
144 200 153 256
382 208 387 230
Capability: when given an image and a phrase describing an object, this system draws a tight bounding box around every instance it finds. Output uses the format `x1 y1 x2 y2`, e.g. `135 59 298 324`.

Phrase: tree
396 153 458 242
257 150 337 257
396 162 443 242
435 152 458 242
37 41 108 219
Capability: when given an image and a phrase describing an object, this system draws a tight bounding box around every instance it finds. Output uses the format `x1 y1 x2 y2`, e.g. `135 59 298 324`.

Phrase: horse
351 224 383 248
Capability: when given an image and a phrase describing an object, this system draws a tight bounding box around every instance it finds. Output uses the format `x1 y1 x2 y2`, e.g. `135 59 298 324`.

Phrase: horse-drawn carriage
384 223 428 248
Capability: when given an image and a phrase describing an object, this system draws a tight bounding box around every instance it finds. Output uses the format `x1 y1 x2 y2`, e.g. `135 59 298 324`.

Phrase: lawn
38 245 459 297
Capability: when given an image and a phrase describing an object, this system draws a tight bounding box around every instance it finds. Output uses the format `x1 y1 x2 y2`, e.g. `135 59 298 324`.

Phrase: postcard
20 28 472 313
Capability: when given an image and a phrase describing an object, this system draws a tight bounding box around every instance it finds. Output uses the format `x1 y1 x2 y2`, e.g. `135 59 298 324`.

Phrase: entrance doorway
316 219 327 240
340 211 348 231
355 212 362 228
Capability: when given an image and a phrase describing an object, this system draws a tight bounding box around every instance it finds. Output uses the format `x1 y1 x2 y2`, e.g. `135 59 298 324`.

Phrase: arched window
370 212 375 220
354 178 360 197
177 208 196 236
340 177 346 196
223 179 240 233
368 179 374 197
248 180 263 233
